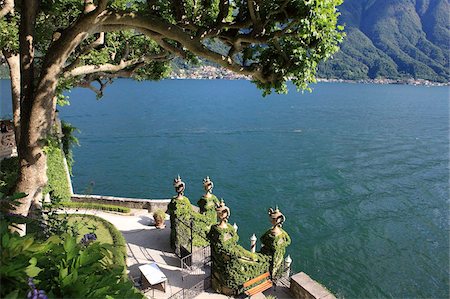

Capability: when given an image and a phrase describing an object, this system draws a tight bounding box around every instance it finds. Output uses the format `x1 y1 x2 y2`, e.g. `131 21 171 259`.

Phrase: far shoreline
167 76 449 87
0 76 448 88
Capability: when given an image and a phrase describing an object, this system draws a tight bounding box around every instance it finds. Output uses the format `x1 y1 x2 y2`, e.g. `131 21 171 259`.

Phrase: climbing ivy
167 196 192 250
168 191 291 295
168 194 219 251
260 228 291 278
208 223 270 295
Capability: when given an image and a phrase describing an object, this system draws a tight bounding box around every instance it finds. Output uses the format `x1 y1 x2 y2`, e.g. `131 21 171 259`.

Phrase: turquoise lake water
1 79 449 298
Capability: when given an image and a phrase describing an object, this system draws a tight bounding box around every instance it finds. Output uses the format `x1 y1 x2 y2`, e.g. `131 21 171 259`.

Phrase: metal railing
180 245 211 280
168 276 212 299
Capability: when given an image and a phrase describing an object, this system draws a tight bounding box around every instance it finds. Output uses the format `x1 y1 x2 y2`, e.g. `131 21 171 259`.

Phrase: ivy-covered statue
168 175 192 251
261 206 291 279
215 199 231 229
268 206 286 236
173 175 186 199
203 176 214 197
197 176 220 219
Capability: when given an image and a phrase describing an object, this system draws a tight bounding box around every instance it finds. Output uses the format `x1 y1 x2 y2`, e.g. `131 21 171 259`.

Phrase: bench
243 272 273 297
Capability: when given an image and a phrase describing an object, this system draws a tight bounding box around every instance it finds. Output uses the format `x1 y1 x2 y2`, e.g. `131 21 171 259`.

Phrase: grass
67 214 128 270
67 214 114 244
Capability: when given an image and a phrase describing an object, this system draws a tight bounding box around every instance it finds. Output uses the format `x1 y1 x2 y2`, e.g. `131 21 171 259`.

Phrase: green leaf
46 235 61 244
21 237 34 251
62 269 78 287
59 267 68 280
2 233 9 247
25 264 43 277
63 236 76 253
29 257 37 266
4 290 19 299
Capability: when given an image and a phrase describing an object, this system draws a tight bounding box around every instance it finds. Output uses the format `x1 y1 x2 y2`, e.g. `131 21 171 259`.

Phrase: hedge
57 202 131 213
72 214 128 271
43 142 72 202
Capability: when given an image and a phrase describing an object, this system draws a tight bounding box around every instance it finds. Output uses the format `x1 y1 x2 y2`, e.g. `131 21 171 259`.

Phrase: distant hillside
319 0 450 82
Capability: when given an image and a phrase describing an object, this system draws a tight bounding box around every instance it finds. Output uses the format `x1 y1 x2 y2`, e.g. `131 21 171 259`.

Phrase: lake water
1 79 449 298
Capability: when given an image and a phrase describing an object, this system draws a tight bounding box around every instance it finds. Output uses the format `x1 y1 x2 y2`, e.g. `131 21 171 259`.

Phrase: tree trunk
13 0 91 235
13 0 40 236
3 50 21 145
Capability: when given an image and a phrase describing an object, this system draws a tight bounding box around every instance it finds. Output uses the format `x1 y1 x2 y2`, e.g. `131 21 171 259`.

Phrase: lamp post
284 255 292 278
250 234 257 253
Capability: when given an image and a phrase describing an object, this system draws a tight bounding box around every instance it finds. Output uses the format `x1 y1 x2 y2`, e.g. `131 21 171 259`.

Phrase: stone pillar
260 207 291 279
197 176 220 222
167 176 192 254
260 227 291 278
208 200 270 296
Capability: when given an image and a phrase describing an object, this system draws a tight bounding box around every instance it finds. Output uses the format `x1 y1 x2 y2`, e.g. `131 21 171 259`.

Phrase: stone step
250 292 266 299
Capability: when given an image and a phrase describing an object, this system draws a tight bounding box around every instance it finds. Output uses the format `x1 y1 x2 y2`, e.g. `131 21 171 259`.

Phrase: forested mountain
318 0 449 82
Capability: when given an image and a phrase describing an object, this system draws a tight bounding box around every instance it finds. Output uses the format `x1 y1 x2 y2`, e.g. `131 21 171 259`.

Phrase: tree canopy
0 0 343 231
2 0 344 96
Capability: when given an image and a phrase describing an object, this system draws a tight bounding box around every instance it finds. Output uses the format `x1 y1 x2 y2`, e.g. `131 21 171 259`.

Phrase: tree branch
0 0 14 19
64 53 169 78
77 78 111 97
96 12 266 81
62 32 105 73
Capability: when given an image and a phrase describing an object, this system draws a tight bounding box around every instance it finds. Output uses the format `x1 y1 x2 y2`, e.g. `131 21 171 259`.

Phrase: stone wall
71 194 171 212
0 131 17 161
290 272 336 299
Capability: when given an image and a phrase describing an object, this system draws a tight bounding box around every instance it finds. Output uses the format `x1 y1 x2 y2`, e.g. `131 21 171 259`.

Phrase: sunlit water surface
2 79 448 298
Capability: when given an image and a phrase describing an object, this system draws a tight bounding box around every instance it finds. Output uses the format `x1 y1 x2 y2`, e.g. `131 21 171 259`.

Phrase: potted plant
153 209 166 229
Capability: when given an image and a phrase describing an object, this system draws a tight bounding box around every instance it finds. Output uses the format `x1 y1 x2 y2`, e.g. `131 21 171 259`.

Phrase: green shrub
0 156 19 195
56 202 130 213
61 121 79 175
153 209 166 219
0 219 143 299
0 136 72 202
43 142 72 202
260 228 291 279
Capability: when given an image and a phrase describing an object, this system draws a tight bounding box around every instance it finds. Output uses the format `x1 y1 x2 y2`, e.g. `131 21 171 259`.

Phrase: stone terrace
67 208 294 299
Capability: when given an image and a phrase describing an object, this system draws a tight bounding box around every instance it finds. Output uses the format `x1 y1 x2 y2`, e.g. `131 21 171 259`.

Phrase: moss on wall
168 194 220 252
197 194 219 220
167 196 192 251
260 228 291 278
168 191 292 295
208 223 270 295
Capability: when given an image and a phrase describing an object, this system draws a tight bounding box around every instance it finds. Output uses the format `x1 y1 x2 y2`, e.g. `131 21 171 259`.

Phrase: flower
27 278 47 299
80 233 97 245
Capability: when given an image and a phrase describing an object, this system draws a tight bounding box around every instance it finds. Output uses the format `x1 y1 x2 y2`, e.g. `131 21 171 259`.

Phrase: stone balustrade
71 194 171 212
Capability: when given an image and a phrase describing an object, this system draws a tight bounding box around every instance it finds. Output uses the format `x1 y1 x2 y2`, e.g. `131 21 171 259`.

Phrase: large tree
0 0 343 234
